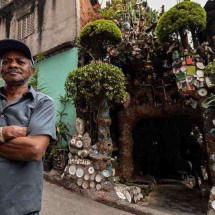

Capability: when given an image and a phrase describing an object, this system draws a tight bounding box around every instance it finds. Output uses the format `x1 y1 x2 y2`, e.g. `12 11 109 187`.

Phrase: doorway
132 115 194 179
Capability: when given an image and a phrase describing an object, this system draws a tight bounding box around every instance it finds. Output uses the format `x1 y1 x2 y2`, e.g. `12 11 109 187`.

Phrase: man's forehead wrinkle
2 50 28 59
3 56 28 60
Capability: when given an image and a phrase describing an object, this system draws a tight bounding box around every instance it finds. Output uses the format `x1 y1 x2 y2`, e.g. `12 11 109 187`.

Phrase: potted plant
52 95 71 171
43 142 56 171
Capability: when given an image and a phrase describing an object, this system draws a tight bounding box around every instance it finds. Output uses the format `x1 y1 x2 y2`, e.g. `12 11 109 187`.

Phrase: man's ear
31 67 35 76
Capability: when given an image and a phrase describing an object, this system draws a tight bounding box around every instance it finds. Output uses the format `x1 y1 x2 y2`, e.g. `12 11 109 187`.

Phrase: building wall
0 0 78 55
38 48 78 136
80 0 93 28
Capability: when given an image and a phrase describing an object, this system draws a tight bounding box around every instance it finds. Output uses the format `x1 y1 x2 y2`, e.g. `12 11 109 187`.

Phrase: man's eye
17 60 26 65
2 60 9 65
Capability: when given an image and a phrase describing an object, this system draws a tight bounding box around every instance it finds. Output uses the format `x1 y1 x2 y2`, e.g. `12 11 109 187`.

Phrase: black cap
0 39 34 65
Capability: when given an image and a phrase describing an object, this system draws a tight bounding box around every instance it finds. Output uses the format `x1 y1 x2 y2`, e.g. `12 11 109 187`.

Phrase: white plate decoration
212 200 215 210
198 88 207 97
196 62 205 70
211 154 215 161
76 140 83 148
102 170 110 178
185 75 193 83
76 167 84 177
69 165 76 175
88 166 95 174
196 70 204 78
211 187 215 195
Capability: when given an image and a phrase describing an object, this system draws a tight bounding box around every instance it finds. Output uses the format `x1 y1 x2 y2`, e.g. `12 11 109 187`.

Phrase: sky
148 0 207 11
99 0 208 10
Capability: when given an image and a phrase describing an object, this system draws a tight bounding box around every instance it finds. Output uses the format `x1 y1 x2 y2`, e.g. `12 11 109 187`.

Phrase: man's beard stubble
1 68 29 86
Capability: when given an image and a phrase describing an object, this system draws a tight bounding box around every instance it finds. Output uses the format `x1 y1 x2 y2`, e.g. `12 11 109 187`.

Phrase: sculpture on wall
76 118 86 135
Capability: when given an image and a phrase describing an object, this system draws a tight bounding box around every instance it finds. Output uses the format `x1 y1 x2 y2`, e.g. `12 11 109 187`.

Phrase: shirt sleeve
27 97 56 141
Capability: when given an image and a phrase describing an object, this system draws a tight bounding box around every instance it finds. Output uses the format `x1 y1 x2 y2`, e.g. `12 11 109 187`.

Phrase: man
0 39 56 215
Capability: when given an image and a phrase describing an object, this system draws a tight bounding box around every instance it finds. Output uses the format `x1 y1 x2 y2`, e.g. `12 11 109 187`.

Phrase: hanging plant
78 19 122 60
65 62 127 106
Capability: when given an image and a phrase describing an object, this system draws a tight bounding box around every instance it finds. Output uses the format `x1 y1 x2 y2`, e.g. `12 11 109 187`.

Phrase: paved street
41 181 134 215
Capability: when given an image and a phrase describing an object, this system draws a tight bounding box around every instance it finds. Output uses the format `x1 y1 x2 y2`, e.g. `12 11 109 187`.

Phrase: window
0 0 12 8
17 12 34 39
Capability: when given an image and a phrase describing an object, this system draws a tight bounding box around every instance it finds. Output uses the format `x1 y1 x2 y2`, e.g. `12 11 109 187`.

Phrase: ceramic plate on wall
212 200 215 210
88 166 95 175
76 140 83 148
69 165 76 175
198 88 207 97
116 191 126 200
102 170 110 178
70 139 76 145
76 167 84 178
198 77 205 82
185 75 193 83
211 187 215 195
211 154 215 161
95 174 103 182
196 62 205 70
196 70 204 78
180 66 187 73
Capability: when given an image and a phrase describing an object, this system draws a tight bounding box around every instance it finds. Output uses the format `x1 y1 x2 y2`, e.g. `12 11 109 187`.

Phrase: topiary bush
65 63 127 106
79 19 122 59
155 0 206 48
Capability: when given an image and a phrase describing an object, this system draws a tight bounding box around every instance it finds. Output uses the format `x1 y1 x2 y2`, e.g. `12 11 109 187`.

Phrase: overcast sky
99 0 208 10
148 0 207 11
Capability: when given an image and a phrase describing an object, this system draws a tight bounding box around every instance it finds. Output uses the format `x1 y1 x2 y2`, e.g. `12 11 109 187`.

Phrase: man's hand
2 126 27 140
0 135 50 161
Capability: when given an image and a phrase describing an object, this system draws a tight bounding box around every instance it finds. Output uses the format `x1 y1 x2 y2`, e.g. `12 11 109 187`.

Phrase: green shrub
156 1 206 46
79 19 122 59
65 63 127 105
204 60 215 75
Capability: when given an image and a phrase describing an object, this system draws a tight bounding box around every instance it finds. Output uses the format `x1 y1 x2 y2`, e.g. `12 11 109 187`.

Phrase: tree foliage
79 19 122 59
155 0 206 46
65 63 127 105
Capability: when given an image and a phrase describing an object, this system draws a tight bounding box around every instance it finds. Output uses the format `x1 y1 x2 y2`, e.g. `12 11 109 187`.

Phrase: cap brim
0 39 34 65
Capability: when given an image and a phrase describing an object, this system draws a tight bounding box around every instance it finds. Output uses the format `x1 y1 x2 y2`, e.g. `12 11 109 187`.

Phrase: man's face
0 50 35 86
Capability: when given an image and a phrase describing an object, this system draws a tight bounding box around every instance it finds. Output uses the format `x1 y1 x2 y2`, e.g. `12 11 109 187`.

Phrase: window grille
17 12 35 39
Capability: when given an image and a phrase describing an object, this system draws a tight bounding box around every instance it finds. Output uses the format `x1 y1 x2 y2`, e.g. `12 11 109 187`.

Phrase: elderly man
0 39 56 215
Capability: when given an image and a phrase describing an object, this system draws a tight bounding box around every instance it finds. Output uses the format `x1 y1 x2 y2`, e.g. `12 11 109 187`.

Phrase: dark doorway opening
132 115 195 179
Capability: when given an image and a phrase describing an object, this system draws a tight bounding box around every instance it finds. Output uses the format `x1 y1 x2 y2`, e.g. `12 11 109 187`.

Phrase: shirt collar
27 86 36 99
0 85 36 100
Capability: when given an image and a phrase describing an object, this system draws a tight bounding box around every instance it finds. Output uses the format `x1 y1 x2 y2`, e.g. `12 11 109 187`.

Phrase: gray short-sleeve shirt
0 86 56 215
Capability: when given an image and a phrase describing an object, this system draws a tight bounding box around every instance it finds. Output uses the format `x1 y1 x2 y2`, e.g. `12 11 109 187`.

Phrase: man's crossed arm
0 126 50 161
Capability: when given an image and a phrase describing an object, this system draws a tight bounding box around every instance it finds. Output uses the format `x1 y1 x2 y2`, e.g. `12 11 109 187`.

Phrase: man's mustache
1 68 23 76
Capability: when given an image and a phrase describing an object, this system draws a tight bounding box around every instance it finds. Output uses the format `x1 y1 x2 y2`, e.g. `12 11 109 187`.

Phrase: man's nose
9 60 19 68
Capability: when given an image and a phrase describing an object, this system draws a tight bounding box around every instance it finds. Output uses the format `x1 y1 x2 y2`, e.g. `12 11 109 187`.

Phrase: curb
43 170 191 215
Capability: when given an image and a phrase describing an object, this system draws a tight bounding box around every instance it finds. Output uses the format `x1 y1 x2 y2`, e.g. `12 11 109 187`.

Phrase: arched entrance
132 115 196 179
118 105 204 181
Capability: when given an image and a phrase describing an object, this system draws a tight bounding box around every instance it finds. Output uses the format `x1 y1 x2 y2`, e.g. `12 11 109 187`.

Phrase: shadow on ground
141 182 209 215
